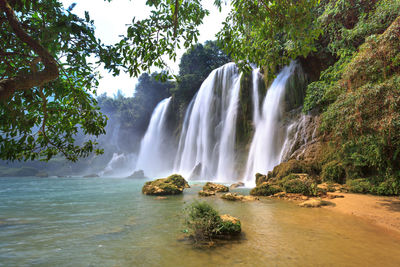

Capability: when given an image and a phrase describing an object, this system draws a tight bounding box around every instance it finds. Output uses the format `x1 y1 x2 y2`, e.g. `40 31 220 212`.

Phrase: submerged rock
298 199 333 208
83 173 99 178
127 170 148 179
230 182 245 189
35 171 48 178
198 190 216 197
142 174 189 195
203 182 229 193
221 192 258 201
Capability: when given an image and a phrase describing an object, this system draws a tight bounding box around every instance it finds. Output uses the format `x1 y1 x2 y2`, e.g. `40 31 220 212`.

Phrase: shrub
219 219 241 235
321 161 346 184
183 201 241 242
373 178 400 196
250 183 283 196
184 201 222 241
281 178 318 196
347 179 372 194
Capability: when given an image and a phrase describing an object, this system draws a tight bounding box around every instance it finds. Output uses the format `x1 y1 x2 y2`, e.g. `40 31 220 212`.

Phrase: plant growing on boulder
183 201 241 242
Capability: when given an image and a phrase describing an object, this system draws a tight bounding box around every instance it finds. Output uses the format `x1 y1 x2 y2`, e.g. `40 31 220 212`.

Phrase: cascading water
251 68 261 124
243 63 296 185
135 97 174 178
173 63 242 182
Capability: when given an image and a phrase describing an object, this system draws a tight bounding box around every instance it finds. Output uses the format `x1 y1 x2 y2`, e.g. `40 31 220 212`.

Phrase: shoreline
320 193 400 238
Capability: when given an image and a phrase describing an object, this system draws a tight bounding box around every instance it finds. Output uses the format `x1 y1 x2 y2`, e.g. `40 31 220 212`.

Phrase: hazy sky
60 0 231 97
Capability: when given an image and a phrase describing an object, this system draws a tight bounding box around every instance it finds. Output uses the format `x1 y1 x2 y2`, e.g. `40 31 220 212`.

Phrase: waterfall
135 97 173 178
252 68 261 124
243 63 296 185
173 63 242 182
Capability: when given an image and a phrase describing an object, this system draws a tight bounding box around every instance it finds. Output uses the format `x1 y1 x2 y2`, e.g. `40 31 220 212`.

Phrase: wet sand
322 193 400 237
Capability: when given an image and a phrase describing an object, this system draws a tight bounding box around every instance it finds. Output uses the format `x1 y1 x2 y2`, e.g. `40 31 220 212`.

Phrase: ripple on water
1 177 400 267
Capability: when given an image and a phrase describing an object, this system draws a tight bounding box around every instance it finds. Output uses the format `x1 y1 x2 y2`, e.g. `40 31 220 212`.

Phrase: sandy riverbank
322 193 400 237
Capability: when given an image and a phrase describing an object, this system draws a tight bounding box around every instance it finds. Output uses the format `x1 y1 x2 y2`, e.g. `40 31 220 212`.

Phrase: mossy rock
203 182 229 193
321 161 346 184
255 173 269 186
269 160 311 180
198 190 215 197
250 183 283 196
142 174 189 195
219 214 241 235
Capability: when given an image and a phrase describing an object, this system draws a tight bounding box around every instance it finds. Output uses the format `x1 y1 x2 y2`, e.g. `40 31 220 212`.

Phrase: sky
60 0 231 97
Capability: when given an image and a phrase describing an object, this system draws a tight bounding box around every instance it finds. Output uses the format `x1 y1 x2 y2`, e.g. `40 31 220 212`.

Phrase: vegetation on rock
142 174 189 196
203 182 229 193
250 183 282 196
183 201 241 242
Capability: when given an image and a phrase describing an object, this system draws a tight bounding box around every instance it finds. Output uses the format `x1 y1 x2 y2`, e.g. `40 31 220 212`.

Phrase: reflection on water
1 177 400 266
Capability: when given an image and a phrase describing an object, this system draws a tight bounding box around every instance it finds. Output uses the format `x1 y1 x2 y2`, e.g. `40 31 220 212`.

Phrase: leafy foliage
0 0 108 161
303 0 400 111
321 160 346 184
321 15 400 179
104 0 213 78
217 0 322 76
184 201 222 242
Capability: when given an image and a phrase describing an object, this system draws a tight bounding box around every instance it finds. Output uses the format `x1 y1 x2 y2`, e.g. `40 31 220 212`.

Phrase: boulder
203 182 229 193
198 190 216 197
127 170 148 179
142 174 189 195
230 182 245 189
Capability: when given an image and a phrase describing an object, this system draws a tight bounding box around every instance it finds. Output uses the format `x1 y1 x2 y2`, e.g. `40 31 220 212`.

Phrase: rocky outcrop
142 174 189 195
280 113 323 165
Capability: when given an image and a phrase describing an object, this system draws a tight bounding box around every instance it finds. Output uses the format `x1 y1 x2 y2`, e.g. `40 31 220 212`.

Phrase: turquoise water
1 177 400 267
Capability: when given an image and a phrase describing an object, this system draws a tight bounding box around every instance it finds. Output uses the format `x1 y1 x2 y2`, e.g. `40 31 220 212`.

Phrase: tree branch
0 0 59 101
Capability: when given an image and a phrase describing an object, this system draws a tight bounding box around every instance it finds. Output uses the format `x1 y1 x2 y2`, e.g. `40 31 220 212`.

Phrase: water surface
1 177 400 266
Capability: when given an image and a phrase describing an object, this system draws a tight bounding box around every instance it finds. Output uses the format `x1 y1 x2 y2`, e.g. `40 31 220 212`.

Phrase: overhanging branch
0 0 59 101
